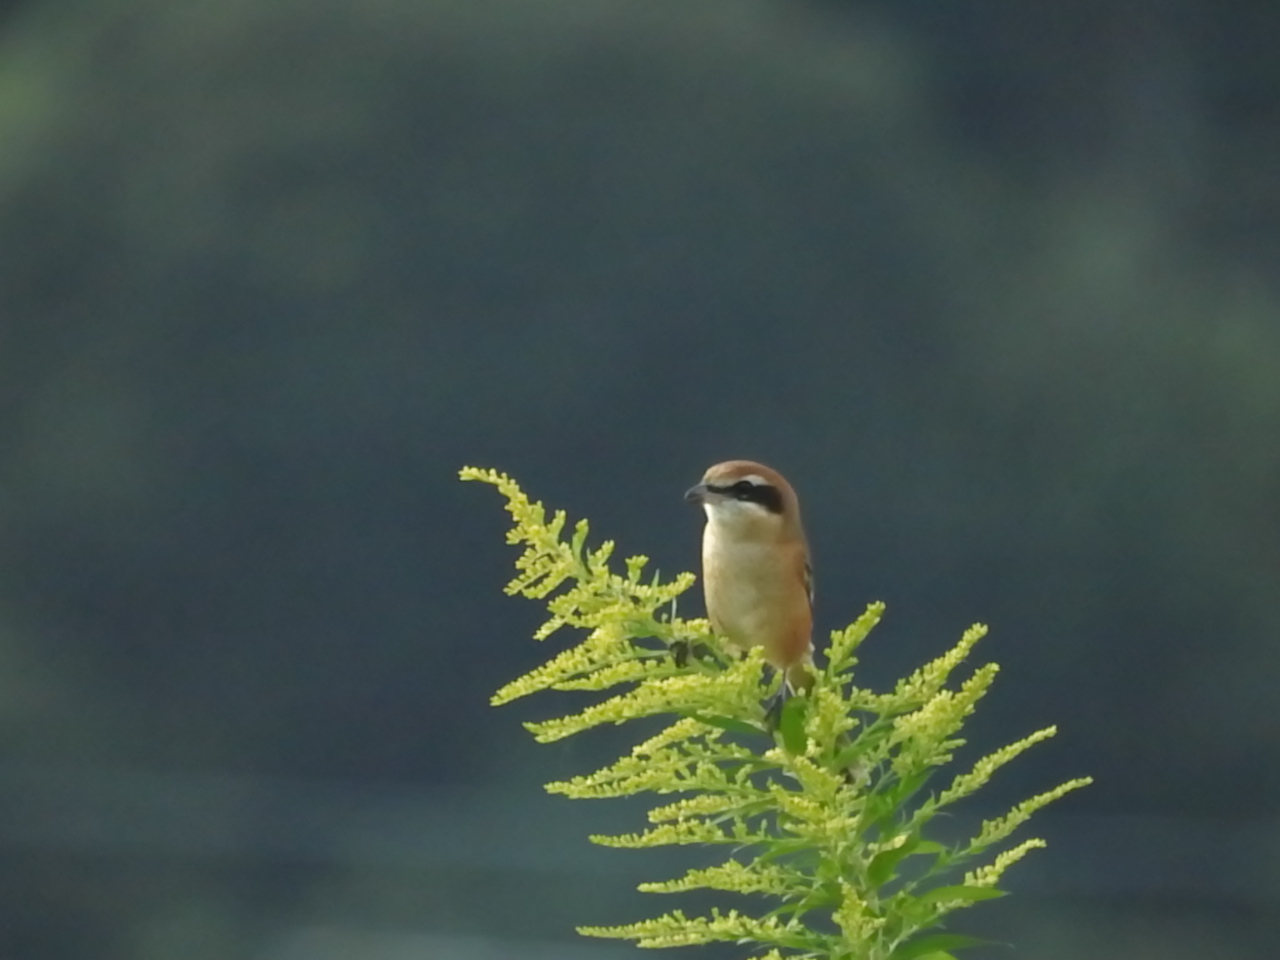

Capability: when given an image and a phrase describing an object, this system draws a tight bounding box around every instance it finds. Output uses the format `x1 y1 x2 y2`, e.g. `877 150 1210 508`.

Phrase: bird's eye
731 480 756 496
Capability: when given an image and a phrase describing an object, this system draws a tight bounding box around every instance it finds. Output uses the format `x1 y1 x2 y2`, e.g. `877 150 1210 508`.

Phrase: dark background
1 0 1278 957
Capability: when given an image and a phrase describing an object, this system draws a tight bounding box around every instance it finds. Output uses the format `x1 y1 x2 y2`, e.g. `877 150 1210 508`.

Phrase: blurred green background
1 0 1278 957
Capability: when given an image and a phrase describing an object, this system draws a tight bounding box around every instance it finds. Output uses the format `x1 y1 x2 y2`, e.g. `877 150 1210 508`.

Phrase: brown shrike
685 460 814 712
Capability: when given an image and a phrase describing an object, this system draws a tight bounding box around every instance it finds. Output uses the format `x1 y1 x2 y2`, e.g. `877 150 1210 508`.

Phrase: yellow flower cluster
964 838 1049 887
834 881 889 944
464 467 1093 960
580 909 815 951
460 465 696 646
935 726 1060 809
639 859 798 896
888 662 1000 777
967 777 1095 854
823 602 885 678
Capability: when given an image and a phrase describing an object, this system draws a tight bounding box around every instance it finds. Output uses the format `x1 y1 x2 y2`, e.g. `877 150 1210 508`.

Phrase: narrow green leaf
833 740 865 770
890 933 990 959
868 834 922 886
684 712 764 736
621 619 660 640
889 768 934 808
913 885 1006 906
779 696 809 754
755 837 816 862
868 836 951 887
869 769 935 836
862 790 893 830
835 722 892 768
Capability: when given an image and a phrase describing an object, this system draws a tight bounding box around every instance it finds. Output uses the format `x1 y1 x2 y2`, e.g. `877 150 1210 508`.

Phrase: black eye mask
707 480 784 515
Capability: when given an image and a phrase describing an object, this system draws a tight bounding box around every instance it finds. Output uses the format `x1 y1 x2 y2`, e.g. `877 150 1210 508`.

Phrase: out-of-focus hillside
1 1 1277 957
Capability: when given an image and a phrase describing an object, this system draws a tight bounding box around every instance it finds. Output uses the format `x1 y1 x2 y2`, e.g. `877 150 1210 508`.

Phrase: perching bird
685 460 814 714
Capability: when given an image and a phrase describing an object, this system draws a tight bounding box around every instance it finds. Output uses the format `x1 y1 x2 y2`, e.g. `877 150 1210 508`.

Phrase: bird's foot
763 674 793 732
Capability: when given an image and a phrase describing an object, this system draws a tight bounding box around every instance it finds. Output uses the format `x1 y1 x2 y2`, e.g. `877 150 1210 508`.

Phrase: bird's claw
763 674 793 731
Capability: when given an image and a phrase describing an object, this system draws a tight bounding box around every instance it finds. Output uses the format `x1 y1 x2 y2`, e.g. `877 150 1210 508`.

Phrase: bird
685 460 814 718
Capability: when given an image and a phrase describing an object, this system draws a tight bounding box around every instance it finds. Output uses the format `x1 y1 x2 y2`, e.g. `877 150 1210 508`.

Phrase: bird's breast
701 529 808 658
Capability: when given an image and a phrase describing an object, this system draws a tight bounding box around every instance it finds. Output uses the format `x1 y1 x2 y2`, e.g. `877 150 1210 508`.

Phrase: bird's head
685 460 802 539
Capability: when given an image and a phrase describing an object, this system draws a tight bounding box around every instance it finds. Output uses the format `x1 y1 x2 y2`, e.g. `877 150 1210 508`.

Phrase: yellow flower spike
580 910 818 952
965 838 1048 888
934 726 1060 809
872 622 989 715
647 793 741 823
591 820 740 848
833 880 888 944
967 777 1095 853
825 601 886 678
639 859 797 897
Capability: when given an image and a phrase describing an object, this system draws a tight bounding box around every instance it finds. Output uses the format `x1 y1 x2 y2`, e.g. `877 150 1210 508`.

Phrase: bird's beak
684 483 709 504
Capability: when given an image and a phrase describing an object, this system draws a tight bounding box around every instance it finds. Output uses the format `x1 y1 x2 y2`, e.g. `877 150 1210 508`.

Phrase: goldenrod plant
462 467 1090 960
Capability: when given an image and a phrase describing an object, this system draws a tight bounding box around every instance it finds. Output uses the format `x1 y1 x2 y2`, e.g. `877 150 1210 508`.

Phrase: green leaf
868 836 952 887
868 834 922 886
755 837 815 862
888 768 934 808
622 619 661 640
684 712 763 737
835 722 892 768
913 885 1006 907
889 932 990 959
862 790 894 831
833 740 865 770
868 769 936 836
778 696 809 754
